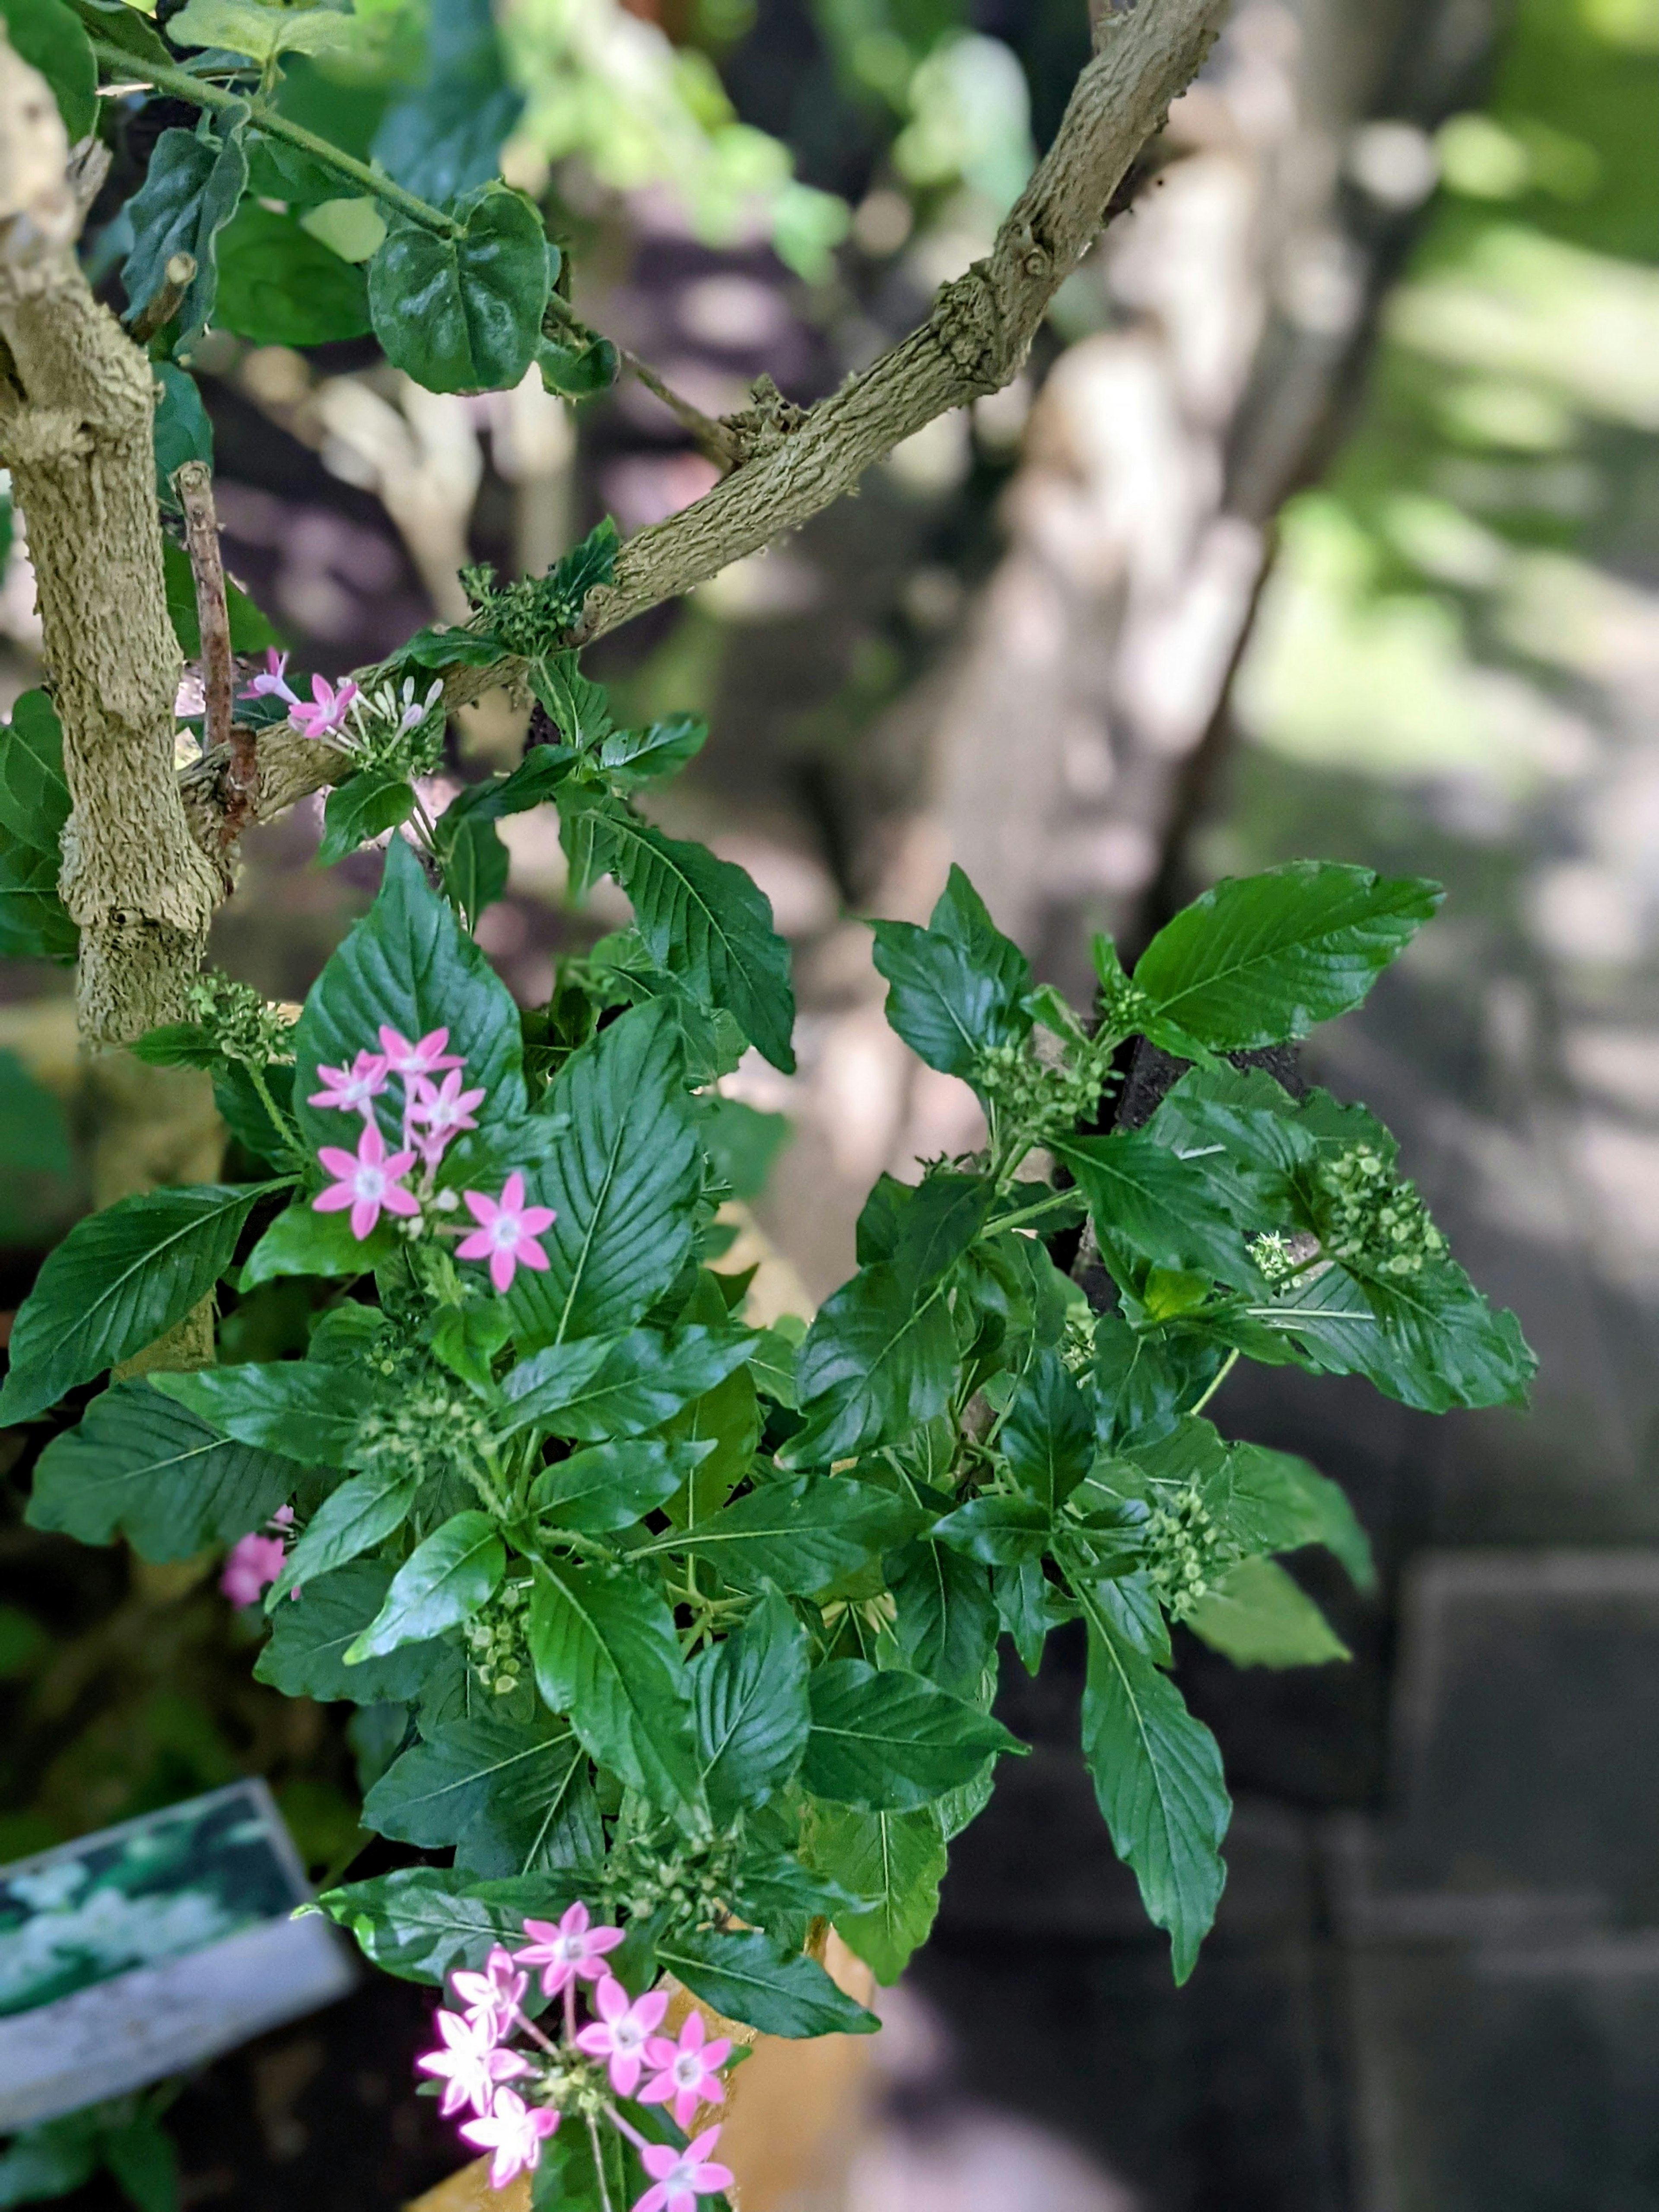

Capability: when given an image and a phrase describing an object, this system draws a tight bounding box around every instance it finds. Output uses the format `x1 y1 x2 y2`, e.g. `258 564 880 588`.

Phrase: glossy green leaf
1205 1443 1375 1588
0 1182 270 1425
1186 1557 1351 1667
886 1537 997 1698
512 1327 756 1442
0 840 76 961
212 201 372 347
438 813 510 928
0 0 95 140
169 0 362 59
929 1494 1051 1566
242 1199 396 1286
1051 1127 1259 1290
317 770 417 868
121 118 249 351
809 1803 946 1985
999 1347 1094 1510
1075 1580 1230 1983
368 183 549 395
503 1004 699 1351
256 1560 450 1702
67 0 170 68
27 1381 296 1559
269 1465 421 1604
371 0 521 207
635 1476 915 1596
314 1865 538 1984
530 1439 707 1532
786 1265 959 1466
802 1659 1019 1812
151 1360 363 1467
1131 863 1442 1053
690 1586 811 1821
347 1510 504 1661
655 1926 878 2038
528 1558 703 1824
0 691 69 854
535 330 619 400
364 1712 589 1866
871 865 1031 1078
153 362 214 511
598 714 707 791
294 834 526 1154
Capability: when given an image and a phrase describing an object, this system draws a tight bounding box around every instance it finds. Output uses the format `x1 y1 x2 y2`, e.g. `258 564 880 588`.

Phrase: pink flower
242 648 300 707
378 1025 463 1079
575 1975 668 2099
513 1902 623 1998
291 674 360 741
457 1172 556 1293
415 2009 531 2120
408 1068 486 1164
221 1529 285 1607
640 2012 732 2130
459 2087 559 2189
632 2127 735 2212
451 1947 527 2040
307 1049 388 1116
314 1119 420 1240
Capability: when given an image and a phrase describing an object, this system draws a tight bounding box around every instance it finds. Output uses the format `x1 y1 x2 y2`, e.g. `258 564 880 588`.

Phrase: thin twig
130 251 196 347
620 347 741 471
172 460 252 846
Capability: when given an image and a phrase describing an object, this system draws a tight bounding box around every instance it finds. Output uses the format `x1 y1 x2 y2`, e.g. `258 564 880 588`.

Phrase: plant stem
1187 1348 1238 1417
587 2116 618 2212
92 44 462 237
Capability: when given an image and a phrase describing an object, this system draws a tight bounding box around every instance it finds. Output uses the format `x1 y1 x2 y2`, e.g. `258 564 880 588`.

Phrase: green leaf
268 1465 421 1603
67 0 170 68
0 1182 269 1425
690 1586 810 1821
504 1327 754 1440
930 1494 1051 1566
1206 1443 1375 1588
787 1265 959 1466
371 0 521 208
1052 1127 1259 1290
168 0 361 58
0 690 69 852
655 1926 878 2039
1075 1580 1230 1983
598 714 707 791
636 1476 915 1595
242 1199 396 1286
294 834 526 1155
122 118 250 351
430 1299 512 1394
528 1558 704 1824
213 200 372 349
701 1097 790 1203
886 1536 996 1698
871 864 1031 1078
0 840 76 961
364 1711 588 1862
317 770 417 867
802 1659 1019 1811
1131 862 1442 1053
0 0 95 139
1000 1347 1093 1510
27 1380 296 1558
150 1361 362 1467
503 1004 699 1351
314 1865 534 1984
439 813 510 928
100 2105 179 2212
346 1510 504 1661
534 330 619 400
368 182 549 396
153 361 214 511
530 1439 708 1532
594 814 796 1074
659 1357 759 1527
0 2115 99 2203
162 536 277 660
255 1559 449 1701
1186 1557 1351 1667
809 1803 946 1984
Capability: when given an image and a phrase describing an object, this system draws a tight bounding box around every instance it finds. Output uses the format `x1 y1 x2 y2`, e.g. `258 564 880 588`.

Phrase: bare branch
172 458 254 848
186 0 1230 838
130 250 197 348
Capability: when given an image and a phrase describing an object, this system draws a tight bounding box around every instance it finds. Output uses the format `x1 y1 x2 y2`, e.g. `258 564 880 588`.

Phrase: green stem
1187 1348 1239 1418
243 1058 300 1159
988 1186 1083 1238
94 44 461 237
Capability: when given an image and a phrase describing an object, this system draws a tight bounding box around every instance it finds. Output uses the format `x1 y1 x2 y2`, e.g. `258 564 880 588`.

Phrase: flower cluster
1313 1142 1447 1280
182 970 296 1068
415 1906 735 2208
243 653 444 773
1143 1482 1226 1620
973 1038 1111 1144
308 1025 555 1290
462 1576 531 1697
221 1505 294 1606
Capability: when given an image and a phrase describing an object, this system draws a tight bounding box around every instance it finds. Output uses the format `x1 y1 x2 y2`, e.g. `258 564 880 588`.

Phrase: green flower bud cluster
351 1378 495 1490
350 677 447 781
1314 1143 1447 1278
1144 1484 1226 1621
598 1825 739 1929
184 972 296 1067
461 563 589 660
464 1577 531 1695
974 1039 1110 1144
534 2051 610 2122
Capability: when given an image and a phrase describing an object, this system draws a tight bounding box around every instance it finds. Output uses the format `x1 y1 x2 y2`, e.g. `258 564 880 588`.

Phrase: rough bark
182 0 1232 838
0 38 223 1047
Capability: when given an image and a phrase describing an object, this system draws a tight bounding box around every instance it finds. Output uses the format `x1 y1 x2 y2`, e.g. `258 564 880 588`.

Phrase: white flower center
491 1217 520 1249
615 2019 645 2052
357 1168 386 1199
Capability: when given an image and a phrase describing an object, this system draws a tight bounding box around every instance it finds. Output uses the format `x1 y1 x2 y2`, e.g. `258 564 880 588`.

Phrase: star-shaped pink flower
459 2087 559 2189
575 1974 668 2098
313 1119 420 1240
513 1902 623 1999
242 648 299 707
632 2127 735 2212
415 2009 530 2120
408 1068 486 1165
220 1529 286 1608
379 1024 463 1078
307 1049 388 1116
457 1172 556 1293
291 673 359 741
640 2011 732 2129
450 1947 527 2040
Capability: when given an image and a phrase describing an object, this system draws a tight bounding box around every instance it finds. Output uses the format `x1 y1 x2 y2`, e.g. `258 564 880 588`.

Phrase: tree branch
183 0 1230 838
172 458 252 846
